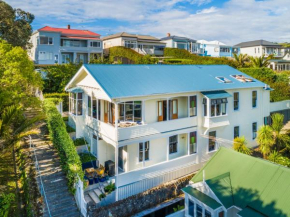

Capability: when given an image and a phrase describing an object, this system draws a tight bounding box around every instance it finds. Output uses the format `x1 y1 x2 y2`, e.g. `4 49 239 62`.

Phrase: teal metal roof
201 90 232 99
67 87 84 93
182 186 222 210
83 65 266 99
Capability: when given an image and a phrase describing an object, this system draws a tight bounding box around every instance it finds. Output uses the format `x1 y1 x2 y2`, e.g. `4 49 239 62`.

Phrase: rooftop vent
216 76 232 83
67 24 71 29
231 75 255 83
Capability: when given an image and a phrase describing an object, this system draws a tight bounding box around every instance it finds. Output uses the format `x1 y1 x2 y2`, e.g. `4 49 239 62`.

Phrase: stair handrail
29 135 52 217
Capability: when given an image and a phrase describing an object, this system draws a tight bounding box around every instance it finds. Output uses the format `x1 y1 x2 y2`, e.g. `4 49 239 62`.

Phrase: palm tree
268 150 283 163
233 136 252 155
233 53 249 68
256 125 275 158
249 54 274 68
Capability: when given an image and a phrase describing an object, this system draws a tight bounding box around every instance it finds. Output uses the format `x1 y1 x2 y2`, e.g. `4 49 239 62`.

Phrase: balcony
118 117 197 142
203 115 230 129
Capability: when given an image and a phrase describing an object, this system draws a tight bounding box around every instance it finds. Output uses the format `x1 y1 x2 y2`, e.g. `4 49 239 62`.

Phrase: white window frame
169 135 178 154
39 36 53 45
138 141 150 163
90 41 101 48
38 51 53 60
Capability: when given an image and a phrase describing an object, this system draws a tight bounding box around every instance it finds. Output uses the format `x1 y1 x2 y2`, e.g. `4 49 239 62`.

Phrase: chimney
67 24 70 29
167 33 171 37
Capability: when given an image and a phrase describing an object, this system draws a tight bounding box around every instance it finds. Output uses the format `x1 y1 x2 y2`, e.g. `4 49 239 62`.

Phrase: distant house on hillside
160 33 203 55
29 25 103 65
198 40 240 58
102 32 166 56
235 40 290 71
182 147 290 217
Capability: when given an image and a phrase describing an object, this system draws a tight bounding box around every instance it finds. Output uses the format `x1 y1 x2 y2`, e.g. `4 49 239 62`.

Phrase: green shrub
43 98 84 194
66 124 76 133
0 193 15 217
79 152 97 164
74 138 88 147
63 116 68 121
44 92 69 111
98 193 106 200
104 182 116 194
109 46 157 64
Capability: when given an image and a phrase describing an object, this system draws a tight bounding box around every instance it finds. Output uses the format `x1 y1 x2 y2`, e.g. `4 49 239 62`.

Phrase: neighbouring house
235 39 288 58
102 32 166 56
64 64 289 205
268 53 290 71
160 33 203 55
182 147 290 217
197 40 240 58
28 25 103 65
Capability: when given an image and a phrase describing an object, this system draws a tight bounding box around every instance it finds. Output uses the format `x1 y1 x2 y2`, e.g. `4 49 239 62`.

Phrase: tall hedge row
239 67 290 102
43 98 84 194
109 46 157 64
44 92 69 111
163 48 238 68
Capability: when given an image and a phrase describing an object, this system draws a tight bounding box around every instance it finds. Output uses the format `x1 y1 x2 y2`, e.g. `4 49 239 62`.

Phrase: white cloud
196 6 217 14
5 0 290 44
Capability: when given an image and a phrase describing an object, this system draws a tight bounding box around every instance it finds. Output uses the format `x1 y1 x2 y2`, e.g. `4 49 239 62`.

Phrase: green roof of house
182 186 222 210
191 147 290 217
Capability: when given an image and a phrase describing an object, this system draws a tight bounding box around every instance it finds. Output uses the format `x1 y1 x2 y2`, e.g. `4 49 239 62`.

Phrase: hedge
164 48 238 68
44 92 69 111
239 67 290 102
43 98 84 194
109 46 157 64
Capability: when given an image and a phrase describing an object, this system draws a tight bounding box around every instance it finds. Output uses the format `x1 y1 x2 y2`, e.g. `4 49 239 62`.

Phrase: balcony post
167 99 169 121
142 100 145 124
166 137 169 161
187 133 190 155
97 98 99 120
114 102 119 201
188 96 190 117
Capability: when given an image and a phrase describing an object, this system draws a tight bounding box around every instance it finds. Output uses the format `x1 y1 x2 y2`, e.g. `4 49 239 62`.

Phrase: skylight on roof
216 77 232 83
231 75 255 83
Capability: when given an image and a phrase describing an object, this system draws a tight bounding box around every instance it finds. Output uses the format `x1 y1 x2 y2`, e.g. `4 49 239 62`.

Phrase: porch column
187 96 190 117
142 100 145 124
96 98 99 120
207 97 210 117
187 133 190 155
166 137 169 161
114 102 119 201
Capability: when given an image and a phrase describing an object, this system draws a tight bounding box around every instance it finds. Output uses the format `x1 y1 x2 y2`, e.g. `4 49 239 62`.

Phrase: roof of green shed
182 186 222 210
191 147 290 217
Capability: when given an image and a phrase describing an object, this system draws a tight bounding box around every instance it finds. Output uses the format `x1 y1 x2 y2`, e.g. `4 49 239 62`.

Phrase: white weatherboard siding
66 66 289 201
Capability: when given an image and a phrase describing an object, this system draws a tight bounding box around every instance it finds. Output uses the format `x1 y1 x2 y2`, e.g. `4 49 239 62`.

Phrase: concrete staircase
84 182 108 206
31 123 80 217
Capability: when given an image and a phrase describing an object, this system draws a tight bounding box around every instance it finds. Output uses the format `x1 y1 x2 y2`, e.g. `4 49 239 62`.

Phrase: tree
42 62 82 93
233 136 252 155
249 54 273 68
0 40 42 110
233 53 249 68
0 1 34 48
257 125 275 158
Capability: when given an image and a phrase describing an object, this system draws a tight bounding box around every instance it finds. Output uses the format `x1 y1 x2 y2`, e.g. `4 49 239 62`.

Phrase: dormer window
216 77 232 83
231 75 255 83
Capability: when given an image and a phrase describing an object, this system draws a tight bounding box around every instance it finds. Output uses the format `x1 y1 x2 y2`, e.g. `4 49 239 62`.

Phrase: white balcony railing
203 115 230 129
118 117 197 142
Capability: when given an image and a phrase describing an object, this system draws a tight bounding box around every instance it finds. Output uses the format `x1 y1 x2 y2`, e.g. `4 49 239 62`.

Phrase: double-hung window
234 126 239 138
205 210 212 217
139 141 149 162
196 204 203 217
189 96 197 117
69 93 83 115
252 91 257 108
209 131 216 152
169 135 178 154
189 132 197 154
252 122 257 139
118 101 142 123
234 92 239 110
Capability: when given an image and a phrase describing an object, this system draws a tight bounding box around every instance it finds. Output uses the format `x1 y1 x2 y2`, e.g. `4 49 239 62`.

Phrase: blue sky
6 0 290 45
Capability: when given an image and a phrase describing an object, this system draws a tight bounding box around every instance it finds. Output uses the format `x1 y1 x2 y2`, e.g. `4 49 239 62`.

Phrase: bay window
210 98 227 117
77 93 83 115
